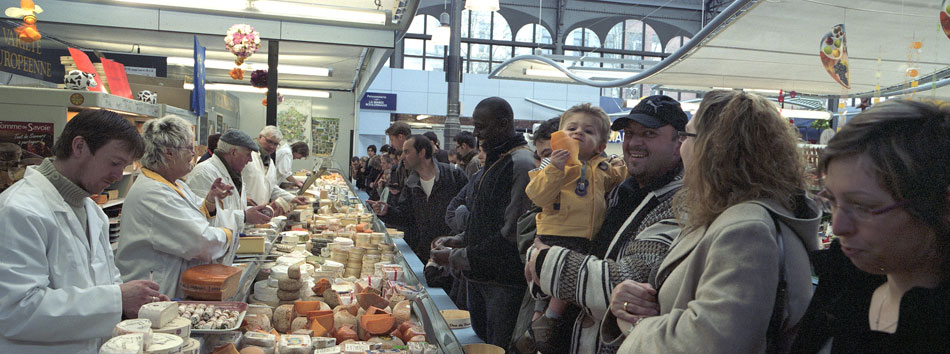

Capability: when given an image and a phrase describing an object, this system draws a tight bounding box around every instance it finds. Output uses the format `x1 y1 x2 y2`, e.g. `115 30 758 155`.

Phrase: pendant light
431 12 451 46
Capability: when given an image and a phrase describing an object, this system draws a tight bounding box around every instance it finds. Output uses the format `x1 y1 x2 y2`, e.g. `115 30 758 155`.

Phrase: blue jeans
467 280 527 349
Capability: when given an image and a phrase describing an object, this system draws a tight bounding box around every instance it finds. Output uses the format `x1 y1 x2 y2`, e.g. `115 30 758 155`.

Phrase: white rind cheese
180 338 200 354
113 319 153 343
278 334 311 354
243 331 277 348
100 333 145 354
139 302 178 329
154 317 191 339
144 333 184 354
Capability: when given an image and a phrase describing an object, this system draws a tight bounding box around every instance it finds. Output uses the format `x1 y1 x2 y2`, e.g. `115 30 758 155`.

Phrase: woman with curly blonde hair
601 90 821 353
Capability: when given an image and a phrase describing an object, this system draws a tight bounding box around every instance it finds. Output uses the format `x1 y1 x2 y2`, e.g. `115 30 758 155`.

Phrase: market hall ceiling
492 0 950 99
14 0 421 93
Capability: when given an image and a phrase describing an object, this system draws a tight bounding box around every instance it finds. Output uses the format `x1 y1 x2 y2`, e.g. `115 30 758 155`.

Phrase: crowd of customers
368 94 950 353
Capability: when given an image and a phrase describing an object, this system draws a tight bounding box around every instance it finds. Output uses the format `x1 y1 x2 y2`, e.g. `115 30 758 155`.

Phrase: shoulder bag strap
765 209 788 354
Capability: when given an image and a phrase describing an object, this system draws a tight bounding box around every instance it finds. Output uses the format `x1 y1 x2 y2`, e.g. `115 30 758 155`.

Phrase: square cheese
277 334 311 354
138 302 177 329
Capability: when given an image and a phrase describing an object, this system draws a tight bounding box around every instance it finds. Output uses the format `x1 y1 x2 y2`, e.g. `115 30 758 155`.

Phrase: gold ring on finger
623 301 629 312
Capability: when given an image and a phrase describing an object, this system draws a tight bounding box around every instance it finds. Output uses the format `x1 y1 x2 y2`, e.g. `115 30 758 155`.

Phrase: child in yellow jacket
524 103 626 350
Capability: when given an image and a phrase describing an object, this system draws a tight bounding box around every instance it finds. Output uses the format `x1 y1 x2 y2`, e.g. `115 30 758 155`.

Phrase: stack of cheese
343 247 364 278
101 302 186 354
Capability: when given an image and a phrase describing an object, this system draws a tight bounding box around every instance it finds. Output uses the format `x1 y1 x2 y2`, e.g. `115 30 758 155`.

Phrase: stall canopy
491 0 950 99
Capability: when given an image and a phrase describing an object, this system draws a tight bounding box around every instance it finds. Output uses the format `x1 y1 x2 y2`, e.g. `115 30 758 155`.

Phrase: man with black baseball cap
524 95 687 353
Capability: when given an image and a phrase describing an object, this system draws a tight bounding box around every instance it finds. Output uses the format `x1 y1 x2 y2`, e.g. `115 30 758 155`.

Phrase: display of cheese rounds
180 264 243 300
138 302 177 329
272 305 295 333
145 333 183 354
278 334 312 354
243 331 277 347
154 316 191 339
392 300 412 324
290 317 309 333
367 335 404 350
114 319 153 342
100 333 145 354
253 281 279 301
312 337 337 349
181 338 200 354
244 314 272 332
355 292 389 311
269 265 289 280
287 263 301 280
277 276 302 291
334 325 359 344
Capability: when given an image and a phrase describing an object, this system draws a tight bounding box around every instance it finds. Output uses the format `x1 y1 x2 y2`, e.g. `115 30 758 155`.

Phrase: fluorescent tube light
168 57 330 77
780 109 831 120
116 0 248 11
252 1 386 25
524 68 567 78
183 83 330 98
279 88 331 98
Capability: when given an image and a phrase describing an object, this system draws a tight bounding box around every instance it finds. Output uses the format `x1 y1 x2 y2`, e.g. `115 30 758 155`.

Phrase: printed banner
0 120 53 192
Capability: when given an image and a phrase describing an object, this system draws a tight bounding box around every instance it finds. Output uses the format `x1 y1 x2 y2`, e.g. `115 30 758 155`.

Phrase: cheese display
237 236 266 254
100 333 146 354
180 264 243 300
139 302 178 329
144 333 183 354
177 302 244 331
154 317 191 339
114 319 153 342
181 338 200 354
242 331 277 347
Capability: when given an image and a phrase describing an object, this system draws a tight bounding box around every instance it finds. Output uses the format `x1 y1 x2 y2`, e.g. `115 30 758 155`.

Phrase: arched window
644 23 662 53
468 10 492 39
665 36 691 53
404 14 443 71
623 19 644 51
514 23 553 56
565 27 601 67
492 12 512 41
604 22 624 50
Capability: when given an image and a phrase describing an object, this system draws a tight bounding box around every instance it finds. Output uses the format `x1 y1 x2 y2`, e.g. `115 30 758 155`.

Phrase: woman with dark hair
603 91 821 353
792 99 950 353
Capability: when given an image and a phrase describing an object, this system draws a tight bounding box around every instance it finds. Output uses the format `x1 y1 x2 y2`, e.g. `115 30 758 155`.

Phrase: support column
266 40 279 126
443 0 463 151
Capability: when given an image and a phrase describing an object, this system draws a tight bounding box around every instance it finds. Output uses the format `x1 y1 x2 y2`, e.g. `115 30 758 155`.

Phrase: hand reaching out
549 149 570 170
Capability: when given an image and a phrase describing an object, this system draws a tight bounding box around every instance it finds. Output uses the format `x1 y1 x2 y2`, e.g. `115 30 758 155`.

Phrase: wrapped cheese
242 332 276 348
180 264 243 301
278 334 312 354
100 333 145 354
138 302 177 329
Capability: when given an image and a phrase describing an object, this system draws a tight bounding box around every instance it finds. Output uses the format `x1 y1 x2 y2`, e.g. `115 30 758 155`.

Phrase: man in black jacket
369 135 468 261
431 97 535 347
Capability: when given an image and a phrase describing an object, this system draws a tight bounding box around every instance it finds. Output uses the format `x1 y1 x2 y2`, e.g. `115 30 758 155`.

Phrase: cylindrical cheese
100 333 145 354
144 333 183 354
181 338 200 354
154 317 191 339
114 319 153 343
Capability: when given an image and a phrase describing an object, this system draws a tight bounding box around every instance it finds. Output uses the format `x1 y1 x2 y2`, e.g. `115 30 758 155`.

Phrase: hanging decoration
224 24 261 80
4 0 43 43
940 0 950 39
262 92 284 106
250 70 268 88
819 24 849 89
906 40 922 97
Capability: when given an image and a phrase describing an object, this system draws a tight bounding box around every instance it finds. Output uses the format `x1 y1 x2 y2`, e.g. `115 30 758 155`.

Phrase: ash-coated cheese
139 302 178 329
278 334 312 354
145 332 184 354
114 319 153 342
154 317 191 339
99 333 145 354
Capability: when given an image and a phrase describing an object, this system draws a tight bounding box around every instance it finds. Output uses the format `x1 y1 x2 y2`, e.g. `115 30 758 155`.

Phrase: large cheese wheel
114 319 153 343
180 264 243 301
144 333 184 354
290 317 309 333
273 305 295 333
138 302 177 329
549 130 580 166
154 317 191 339
100 333 145 354
181 338 200 354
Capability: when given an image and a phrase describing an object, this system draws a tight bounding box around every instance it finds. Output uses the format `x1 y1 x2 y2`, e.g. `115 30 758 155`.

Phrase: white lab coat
186 154 246 265
115 168 234 298
243 151 293 206
0 168 123 354
273 143 293 185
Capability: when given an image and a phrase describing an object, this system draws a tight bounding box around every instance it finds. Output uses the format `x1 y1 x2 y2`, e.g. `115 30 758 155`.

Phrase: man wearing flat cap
187 129 274 262
523 95 687 353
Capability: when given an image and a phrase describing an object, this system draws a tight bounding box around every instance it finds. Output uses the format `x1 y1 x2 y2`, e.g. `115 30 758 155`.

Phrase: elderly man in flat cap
187 129 274 262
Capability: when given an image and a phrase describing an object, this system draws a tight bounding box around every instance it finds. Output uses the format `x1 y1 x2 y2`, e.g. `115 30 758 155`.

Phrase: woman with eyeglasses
115 115 238 298
791 99 950 353
601 90 821 353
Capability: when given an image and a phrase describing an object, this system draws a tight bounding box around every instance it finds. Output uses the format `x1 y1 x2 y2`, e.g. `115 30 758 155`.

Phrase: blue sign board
360 92 397 110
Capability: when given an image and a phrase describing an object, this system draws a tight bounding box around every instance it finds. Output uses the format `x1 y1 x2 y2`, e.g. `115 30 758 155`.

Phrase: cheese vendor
114 116 240 299
0 110 167 353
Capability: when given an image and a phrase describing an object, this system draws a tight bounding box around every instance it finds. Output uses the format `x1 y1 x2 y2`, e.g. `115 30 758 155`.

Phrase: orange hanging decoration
4 0 43 43
229 67 245 80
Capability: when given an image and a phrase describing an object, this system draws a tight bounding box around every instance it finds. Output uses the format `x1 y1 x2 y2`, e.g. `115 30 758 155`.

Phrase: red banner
67 47 106 93
101 58 133 99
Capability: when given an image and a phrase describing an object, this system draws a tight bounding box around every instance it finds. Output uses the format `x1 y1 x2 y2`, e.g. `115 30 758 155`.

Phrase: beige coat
602 197 820 354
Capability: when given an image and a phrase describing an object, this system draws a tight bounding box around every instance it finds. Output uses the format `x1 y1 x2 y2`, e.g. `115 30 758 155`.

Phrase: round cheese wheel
154 316 191 339
273 305 295 333
145 333 183 354
277 277 302 291
181 338 200 354
277 289 300 301
100 333 145 354
113 319 153 342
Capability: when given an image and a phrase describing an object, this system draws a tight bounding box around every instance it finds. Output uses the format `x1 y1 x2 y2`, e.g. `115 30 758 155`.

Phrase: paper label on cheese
100 333 145 354
139 302 178 329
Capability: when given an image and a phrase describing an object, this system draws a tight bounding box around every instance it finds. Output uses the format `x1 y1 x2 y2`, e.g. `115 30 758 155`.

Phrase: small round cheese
145 333 183 354
100 333 145 354
113 319 153 342
154 317 191 339
181 338 200 354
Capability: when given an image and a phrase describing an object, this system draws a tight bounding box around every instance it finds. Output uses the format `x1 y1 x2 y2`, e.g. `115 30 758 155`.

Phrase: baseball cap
219 129 259 152
611 95 688 132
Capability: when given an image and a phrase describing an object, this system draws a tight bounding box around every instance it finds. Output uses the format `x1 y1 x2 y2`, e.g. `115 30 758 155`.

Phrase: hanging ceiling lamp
464 0 499 12
431 12 451 46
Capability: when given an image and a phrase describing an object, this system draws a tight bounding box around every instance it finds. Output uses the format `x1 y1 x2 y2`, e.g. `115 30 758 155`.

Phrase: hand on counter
291 196 309 205
245 204 273 224
120 279 166 318
367 200 388 216
430 247 451 266
432 235 463 249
